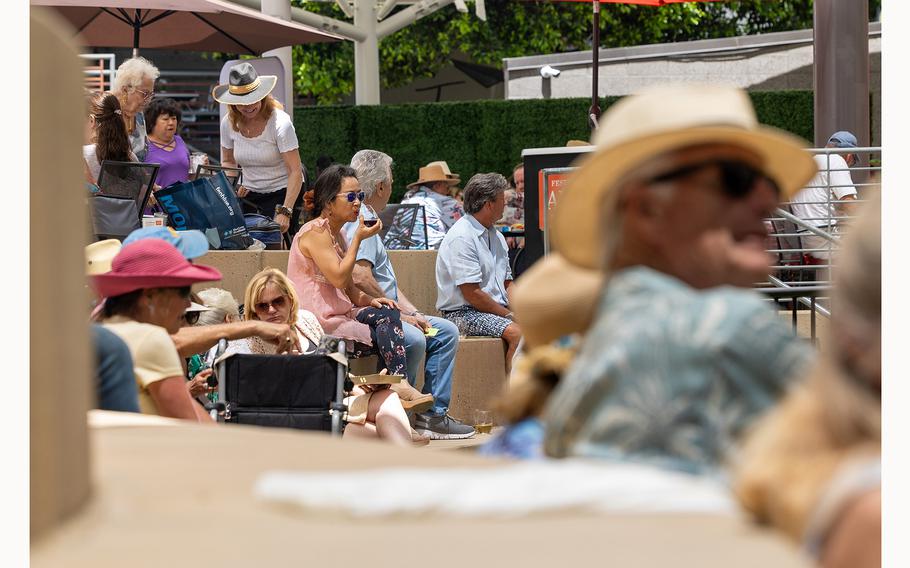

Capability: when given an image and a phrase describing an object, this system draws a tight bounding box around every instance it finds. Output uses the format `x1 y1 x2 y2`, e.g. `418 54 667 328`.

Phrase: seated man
436 173 522 370
387 163 464 250
344 150 475 440
512 84 818 474
789 130 859 266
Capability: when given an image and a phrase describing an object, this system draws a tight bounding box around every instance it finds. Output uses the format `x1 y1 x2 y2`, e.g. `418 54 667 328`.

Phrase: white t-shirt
789 154 857 228
220 109 300 193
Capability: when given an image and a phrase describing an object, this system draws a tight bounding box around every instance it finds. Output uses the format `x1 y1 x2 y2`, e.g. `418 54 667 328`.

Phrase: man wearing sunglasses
510 84 819 473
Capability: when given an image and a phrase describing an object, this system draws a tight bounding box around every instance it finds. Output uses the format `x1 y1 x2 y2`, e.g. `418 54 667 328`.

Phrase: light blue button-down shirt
436 214 512 312
341 205 399 301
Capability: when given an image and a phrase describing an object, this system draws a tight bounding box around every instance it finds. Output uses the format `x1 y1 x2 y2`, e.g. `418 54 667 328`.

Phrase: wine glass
362 203 379 228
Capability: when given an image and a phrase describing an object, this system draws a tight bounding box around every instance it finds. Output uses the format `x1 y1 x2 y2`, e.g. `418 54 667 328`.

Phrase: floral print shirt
543 266 814 474
387 186 465 250
498 188 525 227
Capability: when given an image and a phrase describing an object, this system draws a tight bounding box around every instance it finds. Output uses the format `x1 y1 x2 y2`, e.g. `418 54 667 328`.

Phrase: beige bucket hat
426 161 461 183
551 83 818 270
407 164 461 190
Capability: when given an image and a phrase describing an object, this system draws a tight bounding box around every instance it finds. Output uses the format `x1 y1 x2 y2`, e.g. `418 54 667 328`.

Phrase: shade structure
30 0 341 54
542 0 726 129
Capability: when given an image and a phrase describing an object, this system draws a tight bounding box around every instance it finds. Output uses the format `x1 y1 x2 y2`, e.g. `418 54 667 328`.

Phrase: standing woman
145 98 190 188
214 62 304 237
83 93 135 185
112 56 160 161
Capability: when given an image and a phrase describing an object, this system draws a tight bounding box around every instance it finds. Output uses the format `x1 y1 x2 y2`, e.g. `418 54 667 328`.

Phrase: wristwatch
275 204 293 217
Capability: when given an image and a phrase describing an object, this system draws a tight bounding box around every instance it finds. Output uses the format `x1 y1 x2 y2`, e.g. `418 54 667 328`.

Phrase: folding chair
89 160 159 240
212 339 349 436
381 203 428 250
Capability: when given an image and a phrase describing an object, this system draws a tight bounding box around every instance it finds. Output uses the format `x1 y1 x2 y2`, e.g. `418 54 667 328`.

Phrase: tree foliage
291 0 878 104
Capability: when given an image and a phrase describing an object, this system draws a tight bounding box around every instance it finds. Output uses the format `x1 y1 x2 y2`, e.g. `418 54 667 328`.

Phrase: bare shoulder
821 488 881 568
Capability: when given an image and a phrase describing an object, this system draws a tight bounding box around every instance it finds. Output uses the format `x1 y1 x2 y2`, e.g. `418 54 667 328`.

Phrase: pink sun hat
90 239 222 298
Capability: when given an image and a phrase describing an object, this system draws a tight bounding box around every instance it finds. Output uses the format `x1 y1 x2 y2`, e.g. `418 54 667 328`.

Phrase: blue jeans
402 316 458 416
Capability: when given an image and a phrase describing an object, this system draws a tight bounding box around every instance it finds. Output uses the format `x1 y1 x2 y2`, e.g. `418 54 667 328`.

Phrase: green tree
292 0 878 104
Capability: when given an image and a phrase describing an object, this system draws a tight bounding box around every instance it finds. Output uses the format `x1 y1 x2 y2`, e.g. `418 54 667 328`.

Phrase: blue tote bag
156 171 254 250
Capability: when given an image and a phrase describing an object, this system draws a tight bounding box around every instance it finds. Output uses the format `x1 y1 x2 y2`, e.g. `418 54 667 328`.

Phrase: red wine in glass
364 219 378 227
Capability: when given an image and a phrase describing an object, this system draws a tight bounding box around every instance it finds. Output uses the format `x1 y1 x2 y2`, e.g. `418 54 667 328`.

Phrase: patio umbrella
554 0 724 129
31 0 340 56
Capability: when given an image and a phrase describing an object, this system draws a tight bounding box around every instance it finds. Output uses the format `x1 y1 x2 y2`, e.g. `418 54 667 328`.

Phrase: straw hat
509 253 604 348
90 239 222 298
407 164 461 190
85 239 122 276
551 83 817 270
426 161 460 183
212 62 277 106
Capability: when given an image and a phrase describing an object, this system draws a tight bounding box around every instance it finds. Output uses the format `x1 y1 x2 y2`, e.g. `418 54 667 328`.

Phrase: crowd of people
81 65 879 566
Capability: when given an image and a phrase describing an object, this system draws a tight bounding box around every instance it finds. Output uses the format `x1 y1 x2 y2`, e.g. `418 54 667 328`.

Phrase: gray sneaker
414 413 476 440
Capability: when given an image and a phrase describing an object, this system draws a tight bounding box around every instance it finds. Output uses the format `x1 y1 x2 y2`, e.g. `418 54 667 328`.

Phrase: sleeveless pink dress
287 217 373 346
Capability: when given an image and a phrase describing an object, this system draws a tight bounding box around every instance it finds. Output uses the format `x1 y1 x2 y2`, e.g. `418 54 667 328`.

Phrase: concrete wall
504 25 882 145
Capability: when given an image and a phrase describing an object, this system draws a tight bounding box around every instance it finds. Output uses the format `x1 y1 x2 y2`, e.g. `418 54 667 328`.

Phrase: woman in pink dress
287 165 408 377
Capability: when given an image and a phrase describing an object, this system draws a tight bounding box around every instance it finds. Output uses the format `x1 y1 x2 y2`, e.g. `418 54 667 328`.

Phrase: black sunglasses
649 159 778 199
336 191 365 203
254 294 288 313
183 310 200 325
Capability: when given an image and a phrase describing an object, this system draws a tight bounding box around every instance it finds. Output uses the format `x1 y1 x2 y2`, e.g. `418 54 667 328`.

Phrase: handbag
155 171 253 250
244 213 284 250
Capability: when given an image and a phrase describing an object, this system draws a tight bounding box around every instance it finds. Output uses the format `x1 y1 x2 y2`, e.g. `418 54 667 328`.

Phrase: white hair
112 56 160 93
350 150 393 198
195 288 240 326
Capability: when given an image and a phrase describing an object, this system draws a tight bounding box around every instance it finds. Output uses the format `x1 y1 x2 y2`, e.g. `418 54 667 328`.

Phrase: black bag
221 353 340 432
244 214 284 250
156 171 253 250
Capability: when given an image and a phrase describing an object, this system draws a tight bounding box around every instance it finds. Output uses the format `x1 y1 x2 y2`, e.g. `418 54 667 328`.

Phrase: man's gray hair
112 56 160 92
350 150 393 198
463 173 509 215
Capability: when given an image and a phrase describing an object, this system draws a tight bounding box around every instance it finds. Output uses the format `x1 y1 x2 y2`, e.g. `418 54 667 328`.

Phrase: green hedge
294 91 813 202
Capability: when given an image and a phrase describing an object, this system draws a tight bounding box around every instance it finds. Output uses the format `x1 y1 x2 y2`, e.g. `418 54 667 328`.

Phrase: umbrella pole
588 1 601 130
132 9 141 58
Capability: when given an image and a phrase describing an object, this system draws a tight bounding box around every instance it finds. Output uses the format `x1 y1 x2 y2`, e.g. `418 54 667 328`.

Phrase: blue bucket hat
122 227 210 260
827 131 858 149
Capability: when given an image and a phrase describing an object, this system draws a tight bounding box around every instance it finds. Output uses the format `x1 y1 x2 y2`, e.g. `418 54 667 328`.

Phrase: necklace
240 117 265 138
149 136 176 151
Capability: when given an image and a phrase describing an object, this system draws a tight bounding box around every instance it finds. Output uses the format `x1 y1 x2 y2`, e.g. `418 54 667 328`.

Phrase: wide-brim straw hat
426 161 460 183
90 239 222 299
552 83 818 270
509 253 605 348
85 239 122 276
407 164 461 190
212 62 277 106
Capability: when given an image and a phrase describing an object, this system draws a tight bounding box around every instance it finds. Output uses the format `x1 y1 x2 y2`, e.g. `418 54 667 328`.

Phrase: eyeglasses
336 191 365 203
133 87 155 101
254 294 288 313
183 310 200 325
649 159 778 199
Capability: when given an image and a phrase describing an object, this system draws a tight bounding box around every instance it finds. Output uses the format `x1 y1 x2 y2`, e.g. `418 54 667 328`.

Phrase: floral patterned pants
354 307 407 376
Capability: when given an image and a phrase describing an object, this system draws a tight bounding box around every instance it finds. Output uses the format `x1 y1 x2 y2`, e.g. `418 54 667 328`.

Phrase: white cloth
254 460 737 518
219 109 299 193
436 214 512 312
789 154 857 229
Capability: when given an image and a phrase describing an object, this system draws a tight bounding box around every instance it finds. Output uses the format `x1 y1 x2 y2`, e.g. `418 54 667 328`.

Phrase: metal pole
354 0 381 105
261 0 294 113
588 1 600 130
132 9 140 57
813 0 870 148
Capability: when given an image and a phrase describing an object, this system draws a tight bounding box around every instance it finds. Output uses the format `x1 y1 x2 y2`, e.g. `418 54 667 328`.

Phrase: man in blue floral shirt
512 84 820 474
